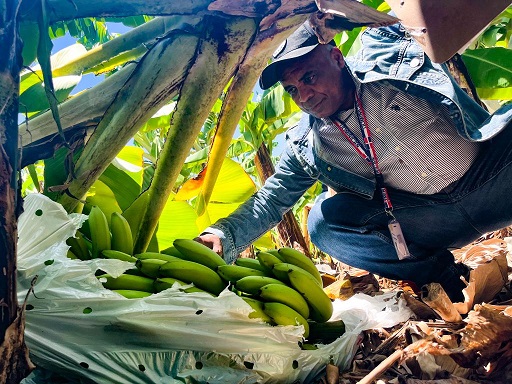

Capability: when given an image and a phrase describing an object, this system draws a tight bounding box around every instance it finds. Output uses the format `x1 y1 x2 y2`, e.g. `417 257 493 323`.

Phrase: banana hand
102 249 137 263
258 283 310 319
235 275 286 295
277 247 322 286
98 273 155 293
136 258 167 278
217 265 267 283
159 259 227 295
262 302 309 338
242 297 273 324
173 238 227 270
287 267 333 323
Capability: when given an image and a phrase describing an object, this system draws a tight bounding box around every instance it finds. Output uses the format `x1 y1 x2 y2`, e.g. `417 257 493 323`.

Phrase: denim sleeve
202 142 318 263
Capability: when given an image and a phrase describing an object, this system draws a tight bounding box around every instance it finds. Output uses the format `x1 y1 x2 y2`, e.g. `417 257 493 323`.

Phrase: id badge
388 219 411 260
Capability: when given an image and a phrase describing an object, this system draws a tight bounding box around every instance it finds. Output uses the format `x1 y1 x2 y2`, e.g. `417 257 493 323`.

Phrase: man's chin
307 109 332 119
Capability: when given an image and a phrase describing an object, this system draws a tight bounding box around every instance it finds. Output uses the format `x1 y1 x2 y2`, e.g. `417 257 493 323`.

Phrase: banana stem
57 32 199 212
133 17 258 253
197 15 307 216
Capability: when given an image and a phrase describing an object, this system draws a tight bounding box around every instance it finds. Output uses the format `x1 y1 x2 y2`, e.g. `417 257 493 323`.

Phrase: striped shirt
315 82 480 194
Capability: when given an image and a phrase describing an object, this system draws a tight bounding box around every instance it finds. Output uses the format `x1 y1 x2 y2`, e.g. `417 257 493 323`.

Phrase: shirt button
375 128 381 133
327 166 332 171
395 146 401 151
410 58 421 67
421 172 428 177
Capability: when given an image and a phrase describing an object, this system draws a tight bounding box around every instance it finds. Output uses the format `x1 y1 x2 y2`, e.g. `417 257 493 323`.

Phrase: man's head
259 20 355 118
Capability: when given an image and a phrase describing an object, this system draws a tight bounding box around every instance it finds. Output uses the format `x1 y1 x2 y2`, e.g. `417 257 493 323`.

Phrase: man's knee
307 201 325 245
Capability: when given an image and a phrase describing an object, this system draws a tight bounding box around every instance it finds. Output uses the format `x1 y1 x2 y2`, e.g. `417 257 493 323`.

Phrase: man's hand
194 233 223 255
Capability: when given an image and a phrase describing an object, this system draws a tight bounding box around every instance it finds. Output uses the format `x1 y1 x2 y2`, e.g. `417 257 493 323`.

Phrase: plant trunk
447 54 487 110
134 16 256 253
254 143 311 257
56 30 200 212
0 0 35 381
196 13 307 216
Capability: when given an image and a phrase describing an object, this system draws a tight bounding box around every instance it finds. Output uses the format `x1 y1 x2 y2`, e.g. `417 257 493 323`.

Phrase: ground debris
319 230 512 384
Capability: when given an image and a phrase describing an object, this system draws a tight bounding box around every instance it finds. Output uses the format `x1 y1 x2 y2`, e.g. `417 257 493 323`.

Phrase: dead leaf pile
317 230 512 384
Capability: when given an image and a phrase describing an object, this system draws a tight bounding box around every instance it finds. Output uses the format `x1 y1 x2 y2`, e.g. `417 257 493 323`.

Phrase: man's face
280 45 353 118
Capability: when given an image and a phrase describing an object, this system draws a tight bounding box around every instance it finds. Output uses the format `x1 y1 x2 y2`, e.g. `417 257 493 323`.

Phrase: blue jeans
308 121 512 299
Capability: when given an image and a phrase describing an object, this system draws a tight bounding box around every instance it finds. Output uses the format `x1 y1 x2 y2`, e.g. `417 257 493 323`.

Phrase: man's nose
297 86 313 103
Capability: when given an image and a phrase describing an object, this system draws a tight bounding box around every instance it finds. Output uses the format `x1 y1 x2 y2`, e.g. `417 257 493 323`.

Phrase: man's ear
330 47 345 68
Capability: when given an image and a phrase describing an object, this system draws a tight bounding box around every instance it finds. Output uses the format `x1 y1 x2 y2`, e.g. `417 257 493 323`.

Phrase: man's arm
197 138 318 263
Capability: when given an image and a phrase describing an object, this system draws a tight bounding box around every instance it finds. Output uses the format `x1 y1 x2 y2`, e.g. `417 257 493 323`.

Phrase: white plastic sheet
18 194 413 383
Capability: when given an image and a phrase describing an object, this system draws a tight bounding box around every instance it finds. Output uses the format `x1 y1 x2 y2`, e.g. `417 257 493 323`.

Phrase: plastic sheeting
18 194 413 383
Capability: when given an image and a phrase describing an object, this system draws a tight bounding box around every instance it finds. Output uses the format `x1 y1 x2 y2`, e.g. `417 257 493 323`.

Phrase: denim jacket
207 23 512 263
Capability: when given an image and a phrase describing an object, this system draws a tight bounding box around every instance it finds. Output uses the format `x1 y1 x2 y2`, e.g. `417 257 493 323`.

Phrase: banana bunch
67 214 341 343
66 205 134 261
95 236 232 297
226 247 335 341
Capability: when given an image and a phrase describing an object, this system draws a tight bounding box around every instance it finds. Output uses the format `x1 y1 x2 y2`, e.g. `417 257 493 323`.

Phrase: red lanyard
329 93 411 259
331 93 393 214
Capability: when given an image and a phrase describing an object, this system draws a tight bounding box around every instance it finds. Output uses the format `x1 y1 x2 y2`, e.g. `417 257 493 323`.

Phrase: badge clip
388 219 411 260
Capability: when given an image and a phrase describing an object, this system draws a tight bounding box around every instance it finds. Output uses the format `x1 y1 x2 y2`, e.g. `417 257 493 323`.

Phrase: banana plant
132 17 259 253
461 6 512 101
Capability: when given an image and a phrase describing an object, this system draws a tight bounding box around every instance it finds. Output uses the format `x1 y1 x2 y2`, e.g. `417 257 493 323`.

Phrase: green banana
242 297 273 323
102 249 137 263
159 260 227 295
161 245 184 257
264 249 286 261
98 273 155 292
272 263 322 287
277 247 322 286
154 277 212 294
256 251 283 270
136 258 167 278
217 265 267 283
110 211 134 255
262 302 310 338
66 249 78 259
287 267 333 323
122 191 149 248
154 277 188 292
235 275 286 295
300 343 319 350
134 252 182 263
66 231 91 260
113 289 153 299
88 205 111 259
307 319 346 344
258 283 310 319
124 268 146 276
172 238 227 270
235 257 271 273
179 286 214 295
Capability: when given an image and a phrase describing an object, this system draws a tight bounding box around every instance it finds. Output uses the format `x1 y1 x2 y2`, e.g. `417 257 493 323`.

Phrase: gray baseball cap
259 20 335 90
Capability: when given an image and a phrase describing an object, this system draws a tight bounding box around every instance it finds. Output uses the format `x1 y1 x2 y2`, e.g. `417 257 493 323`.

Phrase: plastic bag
18 194 413 383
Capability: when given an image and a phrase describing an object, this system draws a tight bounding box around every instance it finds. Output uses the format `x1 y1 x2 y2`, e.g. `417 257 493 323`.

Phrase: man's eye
285 87 297 96
304 74 315 85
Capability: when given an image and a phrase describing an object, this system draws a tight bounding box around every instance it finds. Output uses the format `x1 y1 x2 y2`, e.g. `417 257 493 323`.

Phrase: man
197 20 511 313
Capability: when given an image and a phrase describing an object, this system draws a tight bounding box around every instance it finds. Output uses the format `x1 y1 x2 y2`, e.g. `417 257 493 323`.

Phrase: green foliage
105 16 154 29
50 19 112 50
462 6 512 101
462 48 512 97
19 22 39 66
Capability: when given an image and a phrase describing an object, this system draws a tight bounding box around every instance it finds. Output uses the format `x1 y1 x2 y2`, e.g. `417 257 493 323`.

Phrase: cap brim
259 44 319 90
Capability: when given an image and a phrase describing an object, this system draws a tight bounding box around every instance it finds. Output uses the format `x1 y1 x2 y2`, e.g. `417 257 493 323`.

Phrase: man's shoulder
286 113 317 141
